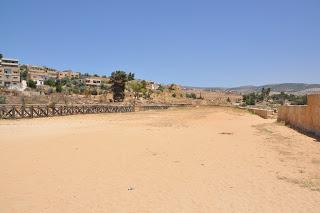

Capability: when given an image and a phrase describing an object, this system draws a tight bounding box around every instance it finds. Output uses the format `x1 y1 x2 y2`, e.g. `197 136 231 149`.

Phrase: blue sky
1 0 319 87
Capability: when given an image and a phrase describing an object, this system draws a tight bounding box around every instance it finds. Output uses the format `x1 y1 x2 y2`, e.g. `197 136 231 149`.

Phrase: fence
0 103 192 119
0 104 134 119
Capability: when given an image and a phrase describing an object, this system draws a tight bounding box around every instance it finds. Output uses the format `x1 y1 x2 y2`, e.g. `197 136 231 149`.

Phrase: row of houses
25 65 81 86
0 56 109 89
1 55 161 92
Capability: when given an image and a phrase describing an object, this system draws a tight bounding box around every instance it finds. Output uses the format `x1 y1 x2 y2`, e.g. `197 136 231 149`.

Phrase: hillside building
83 77 103 86
0 58 20 88
26 65 58 85
58 70 80 79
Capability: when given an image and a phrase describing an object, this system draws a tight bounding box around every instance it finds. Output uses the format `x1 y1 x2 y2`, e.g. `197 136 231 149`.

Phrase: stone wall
248 108 274 119
278 94 320 137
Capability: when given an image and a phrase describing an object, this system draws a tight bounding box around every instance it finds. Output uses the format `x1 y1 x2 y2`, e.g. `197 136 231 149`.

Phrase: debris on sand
219 132 233 135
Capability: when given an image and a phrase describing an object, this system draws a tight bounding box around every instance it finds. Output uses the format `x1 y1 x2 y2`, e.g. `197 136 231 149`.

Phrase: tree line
242 87 307 106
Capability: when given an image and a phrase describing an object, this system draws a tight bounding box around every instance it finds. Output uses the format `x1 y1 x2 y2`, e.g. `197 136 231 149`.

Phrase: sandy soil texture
0 107 319 212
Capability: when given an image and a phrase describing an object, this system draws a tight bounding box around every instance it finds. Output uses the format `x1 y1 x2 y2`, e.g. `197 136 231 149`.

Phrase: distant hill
228 83 320 95
184 83 320 95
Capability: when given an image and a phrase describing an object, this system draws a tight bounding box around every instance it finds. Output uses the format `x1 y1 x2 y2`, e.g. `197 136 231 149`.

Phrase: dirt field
0 107 319 212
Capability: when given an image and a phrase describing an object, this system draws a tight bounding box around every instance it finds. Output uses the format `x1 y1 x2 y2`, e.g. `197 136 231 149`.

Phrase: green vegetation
44 78 56 87
242 93 256 105
100 83 110 91
129 81 146 99
128 79 154 99
242 87 271 105
0 53 3 59
242 87 307 106
110 71 128 102
27 80 37 89
128 72 135 81
186 93 197 99
90 88 98 95
271 92 307 105
157 84 165 92
168 84 176 91
19 65 28 81
56 84 63 93
0 96 6 104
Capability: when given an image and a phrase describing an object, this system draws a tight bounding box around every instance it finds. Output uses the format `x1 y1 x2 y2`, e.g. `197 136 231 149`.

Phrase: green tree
19 65 28 81
110 71 128 102
0 53 3 59
56 84 63 93
186 93 197 99
242 93 256 105
129 81 143 99
157 84 165 92
27 80 37 89
141 80 147 88
266 88 271 96
128 72 135 81
44 78 56 87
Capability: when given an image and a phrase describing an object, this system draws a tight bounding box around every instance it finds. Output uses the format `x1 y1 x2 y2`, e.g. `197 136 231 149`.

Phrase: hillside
185 83 320 95
231 83 320 94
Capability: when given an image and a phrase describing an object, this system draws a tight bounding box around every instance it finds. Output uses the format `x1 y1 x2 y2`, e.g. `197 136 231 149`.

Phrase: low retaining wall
248 108 274 119
278 94 320 137
136 104 192 111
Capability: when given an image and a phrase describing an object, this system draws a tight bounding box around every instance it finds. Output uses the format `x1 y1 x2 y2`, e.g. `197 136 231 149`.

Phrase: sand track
0 107 319 212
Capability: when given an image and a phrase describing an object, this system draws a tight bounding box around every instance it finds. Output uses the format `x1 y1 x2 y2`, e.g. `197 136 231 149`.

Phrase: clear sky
1 0 319 87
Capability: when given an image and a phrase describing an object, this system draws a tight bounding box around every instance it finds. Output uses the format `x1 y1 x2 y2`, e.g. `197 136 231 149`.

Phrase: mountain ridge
184 83 320 95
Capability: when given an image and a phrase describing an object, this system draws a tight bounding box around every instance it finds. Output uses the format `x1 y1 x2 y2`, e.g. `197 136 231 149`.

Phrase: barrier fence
0 103 192 119
0 104 134 119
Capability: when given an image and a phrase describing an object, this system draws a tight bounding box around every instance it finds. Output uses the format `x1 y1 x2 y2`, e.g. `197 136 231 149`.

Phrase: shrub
242 93 256 105
0 96 6 104
172 93 176 98
100 83 110 91
44 78 56 87
56 84 63 93
27 80 37 89
72 87 80 94
91 89 98 96
186 93 197 99
157 84 165 92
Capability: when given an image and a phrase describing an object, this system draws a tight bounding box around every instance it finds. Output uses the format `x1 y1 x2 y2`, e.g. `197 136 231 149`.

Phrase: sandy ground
0 107 319 213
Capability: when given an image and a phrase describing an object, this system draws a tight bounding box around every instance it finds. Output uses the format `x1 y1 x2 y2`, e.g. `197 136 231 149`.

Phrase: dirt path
0 107 319 212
